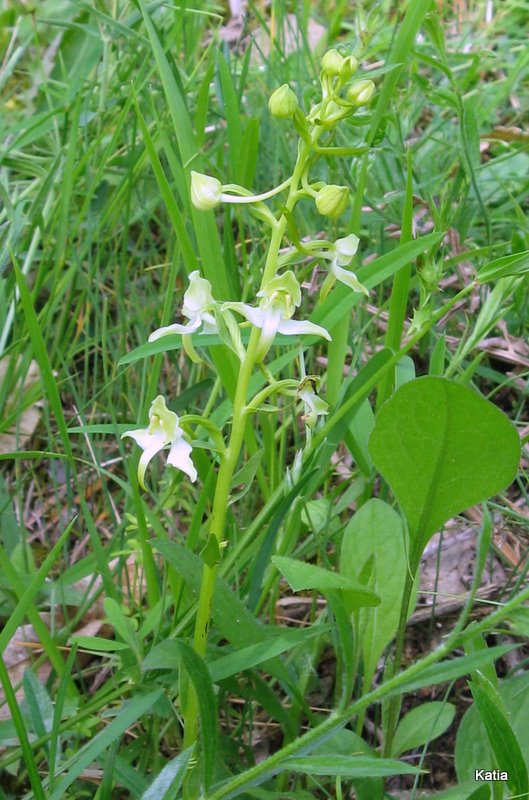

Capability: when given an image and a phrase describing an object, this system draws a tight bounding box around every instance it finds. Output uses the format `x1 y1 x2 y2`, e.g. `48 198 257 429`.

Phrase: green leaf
282 754 423 778
272 556 380 607
369 377 520 557
103 598 141 660
393 645 518 695
431 783 490 800
207 625 332 683
48 690 163 800
456 675 529 797
142 640 217 791
199 534 221 568
23 670 54 740
470 681 528 797
70 636 131 653
477 249 529 283
311 726 383 800
391 701 456 757
140 748 193 800
340 499 408 681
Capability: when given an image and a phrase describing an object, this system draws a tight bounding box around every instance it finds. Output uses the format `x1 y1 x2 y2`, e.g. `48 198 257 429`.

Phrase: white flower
315 234 368 297
190 171 222 210
122 395 197 489
329 234 368 295
149 271 217 342
298 378 329 428
222 270 331 361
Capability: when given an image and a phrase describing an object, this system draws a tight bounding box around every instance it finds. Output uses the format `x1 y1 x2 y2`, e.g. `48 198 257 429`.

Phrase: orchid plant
119 42 522 800
122 49 373 755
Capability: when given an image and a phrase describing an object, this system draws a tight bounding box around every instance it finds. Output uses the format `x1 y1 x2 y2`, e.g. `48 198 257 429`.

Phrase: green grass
1 0 529 798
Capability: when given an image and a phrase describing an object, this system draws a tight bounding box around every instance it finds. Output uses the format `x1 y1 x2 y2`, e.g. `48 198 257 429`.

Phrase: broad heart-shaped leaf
369 377 520 556
272 556 380 607
340 499 411 683
391 701 456 757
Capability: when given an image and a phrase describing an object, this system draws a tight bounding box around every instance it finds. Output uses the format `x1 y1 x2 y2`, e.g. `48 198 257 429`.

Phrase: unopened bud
347 79 375 106
418 259 441 294
190 171 222 210
268 84 298 119
315 184 350 218
339 55 359 82
321 49 344 77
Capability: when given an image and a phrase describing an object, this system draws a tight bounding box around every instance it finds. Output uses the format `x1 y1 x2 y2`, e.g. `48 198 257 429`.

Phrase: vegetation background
1 0 529 798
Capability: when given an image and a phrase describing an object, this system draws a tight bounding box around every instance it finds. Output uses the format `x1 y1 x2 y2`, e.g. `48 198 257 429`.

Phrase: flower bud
315 184 350 218
339 55 359 82
268 84 298 119
321 49 344 77
347 79 375 106
190 171 222 210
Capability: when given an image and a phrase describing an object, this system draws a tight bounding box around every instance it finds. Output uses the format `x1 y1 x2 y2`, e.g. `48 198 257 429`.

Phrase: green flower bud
339 55 359 82
418 259 442 294
321 49 344 77
315 184 350 218
268 84 298 119
190 171 222 210
347 79 376 106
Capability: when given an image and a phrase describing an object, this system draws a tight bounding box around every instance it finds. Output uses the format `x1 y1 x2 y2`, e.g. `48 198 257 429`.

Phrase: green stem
182 141 313 752
376 147 414 411
382 546 420 758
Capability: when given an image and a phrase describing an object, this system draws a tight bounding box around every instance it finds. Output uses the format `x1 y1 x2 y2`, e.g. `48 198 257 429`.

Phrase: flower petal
278 318 332 341
137 441 167 490
332 263 369 295
199 312 218 334
167 436 198 482
254 307 282 361
122 427 167 451
335 234 359 266
148 317 202 342
222 302 265 328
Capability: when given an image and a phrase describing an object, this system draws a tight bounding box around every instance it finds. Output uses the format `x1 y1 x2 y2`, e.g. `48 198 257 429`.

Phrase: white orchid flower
328 234 369 295
191 171 292 211
222 270 331 361
149 271 217 342
122 395 197 489
298 377 329 428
